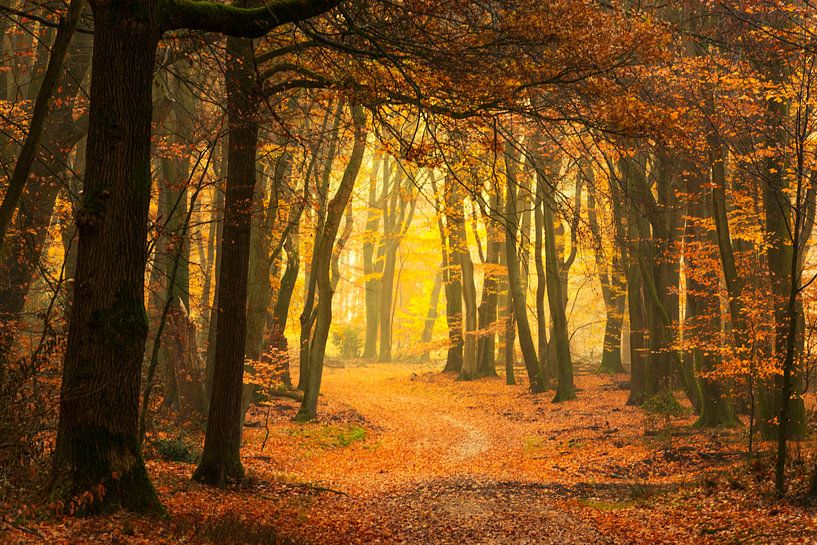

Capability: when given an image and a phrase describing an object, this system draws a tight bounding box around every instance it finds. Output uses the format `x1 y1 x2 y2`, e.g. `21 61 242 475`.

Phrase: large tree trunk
194 34 259 488
48 4 162 512
297 104 367 421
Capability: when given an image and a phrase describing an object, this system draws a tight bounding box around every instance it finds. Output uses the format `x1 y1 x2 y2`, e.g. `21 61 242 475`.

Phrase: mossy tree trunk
49 1 163 512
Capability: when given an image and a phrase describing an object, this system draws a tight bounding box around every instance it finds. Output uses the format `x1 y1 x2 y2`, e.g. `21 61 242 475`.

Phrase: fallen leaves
4 363 817 544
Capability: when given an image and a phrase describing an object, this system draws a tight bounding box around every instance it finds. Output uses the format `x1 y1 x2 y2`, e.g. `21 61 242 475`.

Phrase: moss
287 424 366 449
89 288 148 353
49 425 163 514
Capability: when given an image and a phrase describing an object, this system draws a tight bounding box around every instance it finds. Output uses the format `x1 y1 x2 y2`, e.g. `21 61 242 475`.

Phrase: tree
297 104 367 421
50 0 340 510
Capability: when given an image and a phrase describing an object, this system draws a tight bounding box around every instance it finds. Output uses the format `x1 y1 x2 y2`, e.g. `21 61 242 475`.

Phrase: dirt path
239 363 619 544
14 362 814 544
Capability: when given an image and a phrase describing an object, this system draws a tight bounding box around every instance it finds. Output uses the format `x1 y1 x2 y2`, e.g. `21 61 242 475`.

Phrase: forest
1 0 817 543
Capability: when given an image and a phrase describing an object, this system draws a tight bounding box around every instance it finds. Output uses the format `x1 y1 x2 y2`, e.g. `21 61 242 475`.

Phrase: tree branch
159 0 341 37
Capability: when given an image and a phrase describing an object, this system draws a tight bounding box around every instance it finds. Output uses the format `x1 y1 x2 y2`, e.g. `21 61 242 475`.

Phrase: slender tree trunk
533 178 551 387
362 157 382 359
298 101 342 390
505 144 543 392
0 17 90 368
297 105 367 420
476 190 501 377
445 178 478 378
587 181 626 374
540 175 574 402
205 165 225 398
420 266 443 361
498 239 516 385
0 0 83 244
194 34 259 488
435 177 463 373
686 173 737 428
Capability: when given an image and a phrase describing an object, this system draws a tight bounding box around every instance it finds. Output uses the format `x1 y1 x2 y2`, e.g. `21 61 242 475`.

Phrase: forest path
239 362 633 544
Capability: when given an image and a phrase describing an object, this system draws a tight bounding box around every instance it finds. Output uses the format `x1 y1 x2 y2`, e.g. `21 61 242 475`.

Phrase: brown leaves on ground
4 363 817 544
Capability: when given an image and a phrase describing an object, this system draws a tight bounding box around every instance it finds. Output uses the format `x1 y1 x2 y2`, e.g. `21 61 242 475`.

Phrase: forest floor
4 362 817 544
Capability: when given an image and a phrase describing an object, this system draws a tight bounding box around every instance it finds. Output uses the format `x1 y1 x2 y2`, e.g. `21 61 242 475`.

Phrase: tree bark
434 177 463 373
48 2 162 512
505 143 544 392
362 155 382 358
476 189 501 377
420 266 443 361
194 32 259 488
445 177 478 378
587 182 625 374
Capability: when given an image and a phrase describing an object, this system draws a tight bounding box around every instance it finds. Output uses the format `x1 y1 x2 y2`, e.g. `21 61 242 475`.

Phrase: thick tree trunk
194 34 259 488
48 5 162 512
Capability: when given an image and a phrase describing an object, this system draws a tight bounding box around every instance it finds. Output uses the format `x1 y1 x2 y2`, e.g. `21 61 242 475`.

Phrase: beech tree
49 0 340 511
